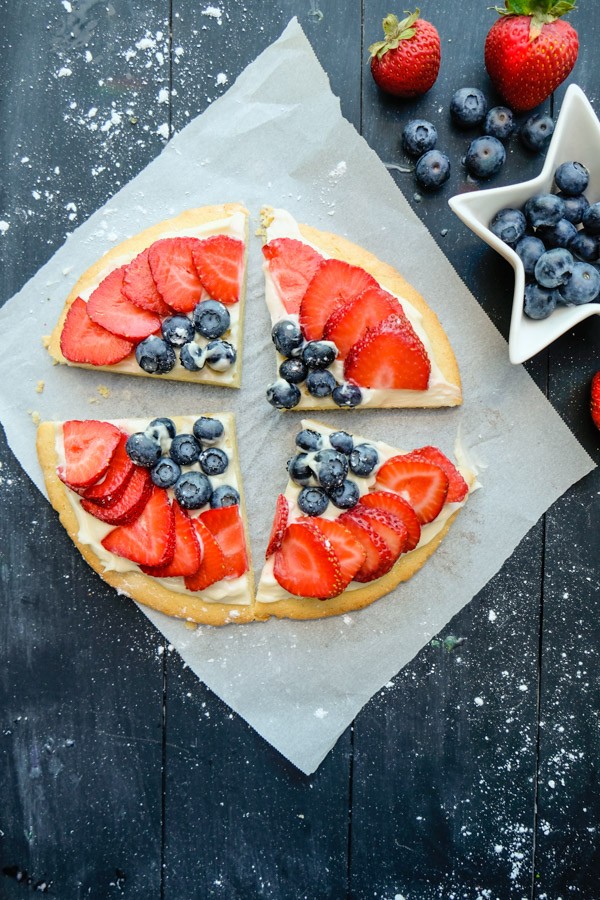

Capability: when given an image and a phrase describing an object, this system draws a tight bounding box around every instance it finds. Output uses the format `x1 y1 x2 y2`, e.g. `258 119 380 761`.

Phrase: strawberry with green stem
369 9 441 99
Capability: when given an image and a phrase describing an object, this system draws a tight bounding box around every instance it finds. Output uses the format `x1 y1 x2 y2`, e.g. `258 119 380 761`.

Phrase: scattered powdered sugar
314 708 328 719
57 67 72 78
202 6 224 24
488 609 497 622
474 696 484 706
156 123 169 140
0 221 9 235
215 72 228 86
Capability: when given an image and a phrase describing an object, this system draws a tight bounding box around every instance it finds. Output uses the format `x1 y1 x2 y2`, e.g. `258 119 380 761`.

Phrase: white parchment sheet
0 19 594 774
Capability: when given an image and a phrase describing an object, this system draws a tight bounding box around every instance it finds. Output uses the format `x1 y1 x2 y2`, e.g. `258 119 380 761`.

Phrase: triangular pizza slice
37 413 254 626
260 207 462 410
255 419 475 620
47 204 248 388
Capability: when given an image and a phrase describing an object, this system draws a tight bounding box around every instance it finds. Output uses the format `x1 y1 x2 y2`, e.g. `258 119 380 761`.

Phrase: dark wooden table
1 2 599 897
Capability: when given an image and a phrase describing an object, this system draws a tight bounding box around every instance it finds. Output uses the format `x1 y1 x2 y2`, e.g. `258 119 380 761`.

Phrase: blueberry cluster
134 299 236 375
266 318 363 409
125 416 240 509
490 161 600 317
287 428 379 516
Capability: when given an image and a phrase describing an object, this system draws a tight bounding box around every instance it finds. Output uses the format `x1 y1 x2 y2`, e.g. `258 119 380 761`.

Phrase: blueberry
210 484 240 508
520 114 554 152
271 319 304 357
135 335 176 374
296 429 322 452
569 231 599 262
490 208 527 245
125 432 162 468
161 315 195 348
205 339 236 371
174 471 212 509
145 417 176 442
179 342 206 372
402 119 437 157
559 262 600 305
537 218 578 250
415 150 451 191
450 87 487 127
287 453 315 486
302 340 337 369
193 416 224 446
328 431 354 455
192 299 230 339
554 161 589 196
151 457 181 489
465 136 505 179
582 202 600 235
170 433 201 466
279 357 307 384
483 106 514 141
534 248 574 288
558 192 589 225
328 479 360 510
524 193 565 229
349 443 379 477
199 447 229 476
515 235 546 274
523 283 559 319
332 382 362 408
266 379 301 409
313 448 348 491
297 486 329 517
306 369 336 398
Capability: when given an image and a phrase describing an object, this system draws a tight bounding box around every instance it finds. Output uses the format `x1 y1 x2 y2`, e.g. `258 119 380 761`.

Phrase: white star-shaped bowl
449 84 600 364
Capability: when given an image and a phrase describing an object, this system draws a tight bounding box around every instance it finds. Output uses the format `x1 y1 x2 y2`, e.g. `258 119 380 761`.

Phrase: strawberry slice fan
47 205 248 388
260 207 463 410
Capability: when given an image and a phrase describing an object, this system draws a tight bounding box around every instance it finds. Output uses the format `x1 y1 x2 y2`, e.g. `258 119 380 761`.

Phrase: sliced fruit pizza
255 419 475 620
260 207 462 410
47 204 248 388
37 413 254 626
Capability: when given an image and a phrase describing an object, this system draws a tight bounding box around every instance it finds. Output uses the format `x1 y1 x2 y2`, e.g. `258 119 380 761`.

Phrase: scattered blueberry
296 429 322 452
582 202 600 235
534 248 574 288
328 431 354 455
328 479 360 510
306 369 336 398
287 453 315 487
349 443 379 477
205 339 236 371
266 379 301 409
484 106 514 141
568 231 599 263
297 486 329 517
210 484 240 508
145 417 176 442
151 457 181 489
135 336 176 375
554 161 589 196
313 449 349 491
170 433 201 466
402 119 437 157
199 447 229 476
125 432 161 468
523 283 559 319
524 193 565 229
193 299 230 339
515 235 546 274
302 340 337 369
415 150 451 191
537 218 578 250
558 192 589 225
193 417 224 446
490 208 527 245
465 136 505 179
180 342 206 371
332 382 362 408
279 357 307 384
161 315 195 348
450 87 487 128
559 262 600 305
520 114 554 152
174 471 212 509
271 319 304 357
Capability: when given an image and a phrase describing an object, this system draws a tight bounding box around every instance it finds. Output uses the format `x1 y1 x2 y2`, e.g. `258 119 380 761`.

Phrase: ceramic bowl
448 84 600 364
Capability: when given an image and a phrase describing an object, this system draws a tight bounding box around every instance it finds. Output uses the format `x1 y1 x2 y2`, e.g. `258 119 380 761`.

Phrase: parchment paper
0 19 594 774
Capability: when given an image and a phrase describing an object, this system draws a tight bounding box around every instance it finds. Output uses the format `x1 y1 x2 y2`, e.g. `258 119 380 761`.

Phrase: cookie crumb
42 335 51 348
29 410 40 425
97 385 110 398
88 397 98 403
36 380 45 394
184 621 197 631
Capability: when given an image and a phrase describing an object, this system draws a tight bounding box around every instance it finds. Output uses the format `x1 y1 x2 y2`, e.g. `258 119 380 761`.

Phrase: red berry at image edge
484 0 578 112
591 372 600 432
368 9 440 99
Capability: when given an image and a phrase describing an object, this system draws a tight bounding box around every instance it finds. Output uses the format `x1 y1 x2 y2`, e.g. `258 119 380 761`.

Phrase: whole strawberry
369 10 440 98
591 372 600 432
485 0 578 112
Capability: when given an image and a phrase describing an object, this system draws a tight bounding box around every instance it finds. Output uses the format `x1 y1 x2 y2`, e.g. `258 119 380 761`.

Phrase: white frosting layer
263 208 461 408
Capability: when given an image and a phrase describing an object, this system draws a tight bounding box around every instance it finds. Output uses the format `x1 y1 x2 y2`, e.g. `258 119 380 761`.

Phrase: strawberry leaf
368 9 420 59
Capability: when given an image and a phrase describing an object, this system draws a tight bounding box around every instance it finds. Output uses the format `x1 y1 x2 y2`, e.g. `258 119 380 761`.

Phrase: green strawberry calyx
493 0 577 40
368 9 420 60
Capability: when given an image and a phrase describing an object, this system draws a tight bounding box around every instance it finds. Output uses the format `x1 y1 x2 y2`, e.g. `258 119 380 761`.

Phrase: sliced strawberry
351 505 408 561
262 238 323 314
81 465 152 525
122 247 173 316
199 505 249 579
58 420 122 490
344 314 431 390
407 446 468 503
375 455 449 524
337 512 393 583
193 235 244 305
81 433 134 506
323 286 405 358
184 519 227 591
148 237 205 313
273 522 346 599
60 296 134 366
591 372 600 432
101 487 175 567
266 494 289 559
299 258 378 341
360 490 421 551
141 501 203 578
86 266 162 341
305 517 366 584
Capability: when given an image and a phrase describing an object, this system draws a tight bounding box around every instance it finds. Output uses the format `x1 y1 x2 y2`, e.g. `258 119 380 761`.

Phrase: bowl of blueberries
449 84 600 364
